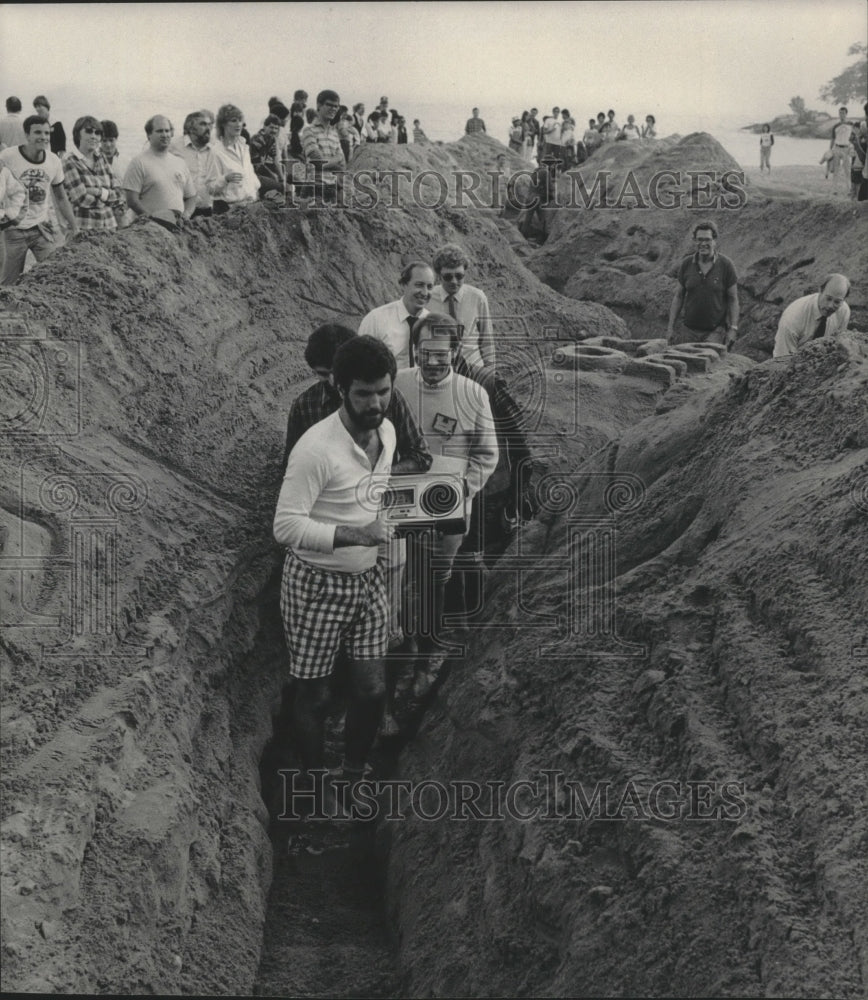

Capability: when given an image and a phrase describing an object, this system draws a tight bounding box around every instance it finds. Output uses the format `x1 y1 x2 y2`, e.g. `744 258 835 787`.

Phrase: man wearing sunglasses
667 221 740 349
0 114 76 285
429 243 539 530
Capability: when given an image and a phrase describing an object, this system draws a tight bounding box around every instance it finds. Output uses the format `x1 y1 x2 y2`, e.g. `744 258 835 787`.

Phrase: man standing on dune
465 108 487 135
0 114 77 284
123 115 197 222
667 221 739 349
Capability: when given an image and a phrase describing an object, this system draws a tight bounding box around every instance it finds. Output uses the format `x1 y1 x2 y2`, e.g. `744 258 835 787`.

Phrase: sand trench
1 133 867 996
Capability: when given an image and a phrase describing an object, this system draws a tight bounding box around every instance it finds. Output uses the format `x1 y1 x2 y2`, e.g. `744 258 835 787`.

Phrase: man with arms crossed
667 220 739 348
273 336 397 814
773 274 851 358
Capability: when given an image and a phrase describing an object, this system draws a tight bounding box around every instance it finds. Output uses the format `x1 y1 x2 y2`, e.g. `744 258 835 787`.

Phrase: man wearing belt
667 221 739 349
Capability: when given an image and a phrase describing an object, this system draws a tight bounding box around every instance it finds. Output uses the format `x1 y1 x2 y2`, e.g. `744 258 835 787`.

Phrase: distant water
47 93 832 170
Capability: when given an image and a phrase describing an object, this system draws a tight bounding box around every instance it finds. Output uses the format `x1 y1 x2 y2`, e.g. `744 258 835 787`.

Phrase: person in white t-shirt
0 114 76 285
123 115 197 221
829 107 854 192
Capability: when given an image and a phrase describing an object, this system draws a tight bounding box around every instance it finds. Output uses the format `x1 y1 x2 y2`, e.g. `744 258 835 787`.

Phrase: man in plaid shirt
300 89 345 201
282 324 432 472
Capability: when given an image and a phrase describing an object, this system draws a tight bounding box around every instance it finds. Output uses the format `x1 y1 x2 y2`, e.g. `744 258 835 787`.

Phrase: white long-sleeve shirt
273 410 396 572
211 137 259 203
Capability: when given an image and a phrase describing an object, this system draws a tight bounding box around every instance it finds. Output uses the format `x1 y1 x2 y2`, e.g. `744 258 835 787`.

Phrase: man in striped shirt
300 89 344 202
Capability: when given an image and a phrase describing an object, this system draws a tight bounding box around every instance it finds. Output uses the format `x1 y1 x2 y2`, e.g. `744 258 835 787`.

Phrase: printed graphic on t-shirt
19 167 50 205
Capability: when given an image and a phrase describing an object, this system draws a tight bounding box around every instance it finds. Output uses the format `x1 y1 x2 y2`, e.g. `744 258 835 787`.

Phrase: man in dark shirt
667 221 740 348
249 113 285 199
283 324 432 472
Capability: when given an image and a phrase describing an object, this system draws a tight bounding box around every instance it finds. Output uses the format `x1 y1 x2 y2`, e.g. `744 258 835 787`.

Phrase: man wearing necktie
359 261 433 370
429 243 539 531
773 274 851 358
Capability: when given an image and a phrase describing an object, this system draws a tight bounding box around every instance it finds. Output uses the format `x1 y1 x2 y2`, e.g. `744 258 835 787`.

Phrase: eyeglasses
83 127 103 136
440 272 465 281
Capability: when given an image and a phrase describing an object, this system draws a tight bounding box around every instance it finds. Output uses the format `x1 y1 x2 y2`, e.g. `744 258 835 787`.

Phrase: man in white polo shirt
273 335 397 813
358 261 433 370
773 273 851 357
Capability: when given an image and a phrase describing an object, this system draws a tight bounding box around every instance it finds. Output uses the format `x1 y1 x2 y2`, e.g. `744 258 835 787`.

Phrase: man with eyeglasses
300 89 345 202
123 115 197 222
0 114 77 285
667 221 740 349
429 243 539 530
394 312 498 697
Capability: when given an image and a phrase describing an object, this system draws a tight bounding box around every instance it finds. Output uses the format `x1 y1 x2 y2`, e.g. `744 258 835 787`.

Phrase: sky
1 1 866 129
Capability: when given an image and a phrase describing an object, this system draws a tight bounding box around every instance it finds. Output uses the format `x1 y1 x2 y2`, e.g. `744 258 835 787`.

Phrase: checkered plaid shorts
280 550 389 679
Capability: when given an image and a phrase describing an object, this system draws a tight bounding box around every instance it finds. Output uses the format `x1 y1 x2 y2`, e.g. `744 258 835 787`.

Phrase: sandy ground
1 131 867 997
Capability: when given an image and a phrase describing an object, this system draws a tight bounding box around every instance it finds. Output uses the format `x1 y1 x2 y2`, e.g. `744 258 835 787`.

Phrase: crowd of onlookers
506 107 657 168
0 89 436 285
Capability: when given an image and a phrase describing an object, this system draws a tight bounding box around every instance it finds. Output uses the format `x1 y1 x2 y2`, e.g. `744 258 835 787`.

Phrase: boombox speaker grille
419 481 461 517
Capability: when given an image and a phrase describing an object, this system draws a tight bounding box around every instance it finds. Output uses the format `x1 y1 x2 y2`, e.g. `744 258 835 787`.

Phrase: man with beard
667 221 740 348
273 336 397 814
772 274 851 358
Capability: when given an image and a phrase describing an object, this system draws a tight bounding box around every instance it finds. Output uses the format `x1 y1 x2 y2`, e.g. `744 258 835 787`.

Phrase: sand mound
530 133 868 358
1 132 865 997
386 335 868 997
0 186 626 993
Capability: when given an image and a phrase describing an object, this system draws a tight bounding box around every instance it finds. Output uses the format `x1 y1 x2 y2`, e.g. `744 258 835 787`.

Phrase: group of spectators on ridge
0 89 434 284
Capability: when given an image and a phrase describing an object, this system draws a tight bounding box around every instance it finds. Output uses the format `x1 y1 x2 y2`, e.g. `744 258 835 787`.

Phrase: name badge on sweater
432 413 457 437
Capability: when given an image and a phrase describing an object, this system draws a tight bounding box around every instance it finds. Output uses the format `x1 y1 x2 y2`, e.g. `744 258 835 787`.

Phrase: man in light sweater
273 335 397 816
394 312 498 697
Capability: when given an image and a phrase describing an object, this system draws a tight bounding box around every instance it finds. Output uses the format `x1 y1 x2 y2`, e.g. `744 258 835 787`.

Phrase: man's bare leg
344 657 386 771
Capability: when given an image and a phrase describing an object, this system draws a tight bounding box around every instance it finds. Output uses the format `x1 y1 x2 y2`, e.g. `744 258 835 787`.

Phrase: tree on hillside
788 96 812 124
819 42 868 106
